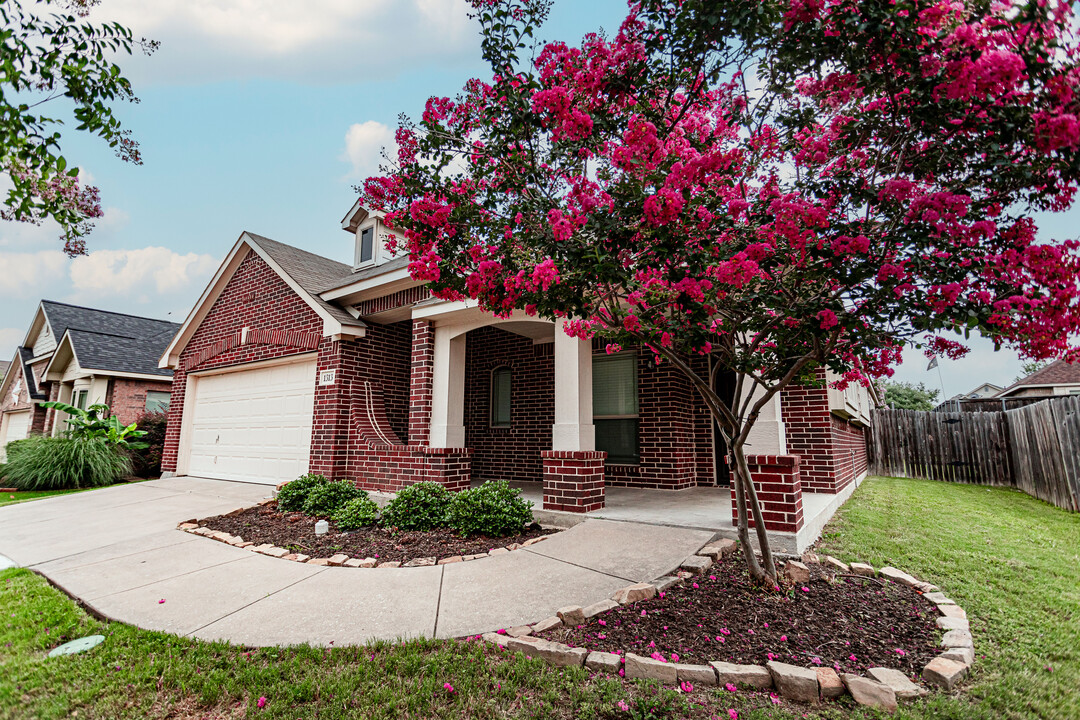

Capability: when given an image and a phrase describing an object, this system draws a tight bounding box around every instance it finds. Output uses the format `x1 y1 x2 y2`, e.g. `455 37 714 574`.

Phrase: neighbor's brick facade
731 454 804 533
106 378 174 427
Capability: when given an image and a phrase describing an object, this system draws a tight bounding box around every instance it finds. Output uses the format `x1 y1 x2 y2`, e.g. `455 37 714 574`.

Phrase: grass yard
1 476 1077 719
0 488 92 507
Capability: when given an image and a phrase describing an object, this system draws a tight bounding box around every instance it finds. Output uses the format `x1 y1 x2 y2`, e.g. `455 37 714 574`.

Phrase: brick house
158 202 873 536
995 360 1080 398
0 301 178 460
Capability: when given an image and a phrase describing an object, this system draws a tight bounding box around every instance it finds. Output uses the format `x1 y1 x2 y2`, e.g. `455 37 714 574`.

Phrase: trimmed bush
445 480 534 537
3 436 132 490
301 481 366 517
276 473 329 512
128 411 168 477
332 495 380 530
380 482 452 531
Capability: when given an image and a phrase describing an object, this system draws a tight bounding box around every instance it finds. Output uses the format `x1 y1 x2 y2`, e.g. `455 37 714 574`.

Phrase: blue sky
0 0 1076 401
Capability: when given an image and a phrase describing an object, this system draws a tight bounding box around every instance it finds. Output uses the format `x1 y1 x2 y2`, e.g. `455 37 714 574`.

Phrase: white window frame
592 351 640 465
354 221 377 269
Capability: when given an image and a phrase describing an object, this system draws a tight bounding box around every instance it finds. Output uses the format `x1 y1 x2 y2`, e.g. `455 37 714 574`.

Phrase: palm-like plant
39 401 150 450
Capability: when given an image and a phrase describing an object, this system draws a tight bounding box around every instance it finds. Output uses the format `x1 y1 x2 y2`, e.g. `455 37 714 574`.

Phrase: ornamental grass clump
3 436 131 490
301 481 366 517
332 495 381 530
445 480 534 537
379 482 452 531
275 473 330 512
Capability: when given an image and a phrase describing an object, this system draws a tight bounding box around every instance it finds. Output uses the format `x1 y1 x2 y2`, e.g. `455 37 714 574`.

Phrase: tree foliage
0 0 155 255
883 381 940 411
360 0 1080 583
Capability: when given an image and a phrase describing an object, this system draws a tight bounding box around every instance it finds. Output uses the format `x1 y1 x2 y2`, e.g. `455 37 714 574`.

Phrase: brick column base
351 446 471 494
730 454 804 533
542 450 606 513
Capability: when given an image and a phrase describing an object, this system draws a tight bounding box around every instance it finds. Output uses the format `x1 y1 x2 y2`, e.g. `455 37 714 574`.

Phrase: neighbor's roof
243 233 361 328
0 360 9 382
998 360 1080 396
39 302 180 378
19 346 47 399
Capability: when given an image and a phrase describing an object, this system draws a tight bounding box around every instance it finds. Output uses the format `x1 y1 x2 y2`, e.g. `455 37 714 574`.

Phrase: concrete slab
88 553 324 636
0 553 16 571
31 530 199 573
436 549 628 638
45 536 249 601
192 565 442 646
591 486 734 531
525 519 714 582
138 477 271 504
0 482 183 527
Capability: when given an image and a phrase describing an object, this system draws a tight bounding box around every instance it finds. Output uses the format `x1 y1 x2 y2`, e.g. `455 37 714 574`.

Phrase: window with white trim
490 366 511 427
593 352 639 465
145 391 171 413
74 389 88 411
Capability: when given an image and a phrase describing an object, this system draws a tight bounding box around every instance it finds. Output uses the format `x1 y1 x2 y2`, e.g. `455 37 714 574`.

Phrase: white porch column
744 387 787 454
551 319 595 451
429 325 466 448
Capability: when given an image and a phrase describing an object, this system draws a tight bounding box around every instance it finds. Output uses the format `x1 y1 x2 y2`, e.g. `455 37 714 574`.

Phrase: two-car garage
180 357 317 486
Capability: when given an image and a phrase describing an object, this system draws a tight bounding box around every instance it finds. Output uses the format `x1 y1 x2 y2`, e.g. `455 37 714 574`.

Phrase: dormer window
359 226 375 265
343 200 405 271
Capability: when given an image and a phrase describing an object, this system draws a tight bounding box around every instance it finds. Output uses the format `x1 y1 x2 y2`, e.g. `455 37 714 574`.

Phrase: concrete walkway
0 477 715 647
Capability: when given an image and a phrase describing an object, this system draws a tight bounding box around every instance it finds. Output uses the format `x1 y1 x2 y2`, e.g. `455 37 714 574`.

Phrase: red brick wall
543 450 606 512
829 416 868 492
464 326 554 484
408 320 434 445
162 250 326 473
107 378 173 427
731 454 804 533
779 375 835 493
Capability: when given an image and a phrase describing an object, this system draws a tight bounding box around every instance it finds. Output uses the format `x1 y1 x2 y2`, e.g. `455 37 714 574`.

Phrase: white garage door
0 410 31 462
186 359 317 485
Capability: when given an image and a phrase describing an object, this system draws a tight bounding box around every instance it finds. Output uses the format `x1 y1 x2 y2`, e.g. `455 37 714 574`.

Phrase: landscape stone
936 616 969 631
841 674 898 712
506 637 587 667
941 629 974 649
506 543 522 551
557 605 586 626
464 553 488 561
712 538 738 556
938 604 967 619
767 662 819 703
850 562 875 577
237 541 254 548
343 558 365 568
256 546 288 558
867 667 928 699
583 599 620 618
585 651 622 673
940 647 974 665
437 556 463 565
823 556 850 574
504 626 532 638
307 558 331 566
487 547 510 556
327 554 349 567
880 566 920 587
676 570 695 579
178 523 198 530
801 551 820 564
783 560 810 584
612 583 656 605
355 557 377 568
482 632 509 647
925 591 954 604
625 653 678 682
710 662 773 689
403 556 436 567
674 663 718 686
653 576 681 592
680 555 713 575
522 536 548 546
815 667 845 698
530 616 563 633
376 561 401 568
922 657 968 691
914 581 939 592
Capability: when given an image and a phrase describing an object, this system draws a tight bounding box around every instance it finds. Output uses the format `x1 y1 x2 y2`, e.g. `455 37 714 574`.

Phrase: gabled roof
19 347 46 399
40 301 179 354
997 360 1080 397
68 328 177 378
0 360 8 381
159 232 367 369
319 255 410 295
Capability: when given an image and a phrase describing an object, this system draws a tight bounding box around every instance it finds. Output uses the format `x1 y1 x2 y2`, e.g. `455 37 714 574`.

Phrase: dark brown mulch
537 552 940 676
199 502 557 564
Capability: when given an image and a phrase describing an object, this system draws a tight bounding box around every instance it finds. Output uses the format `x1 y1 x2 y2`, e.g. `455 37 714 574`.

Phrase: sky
0 0 1077 401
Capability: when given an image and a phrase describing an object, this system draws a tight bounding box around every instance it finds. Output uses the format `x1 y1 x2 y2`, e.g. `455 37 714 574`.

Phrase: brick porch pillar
730 454 804 533
408 319 434 445
542 450 606 512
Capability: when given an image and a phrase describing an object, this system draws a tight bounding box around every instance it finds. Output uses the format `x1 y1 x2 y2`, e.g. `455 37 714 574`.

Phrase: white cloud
69 247 218 296
93 0 478 84
341 121 397 179
0 250 70 296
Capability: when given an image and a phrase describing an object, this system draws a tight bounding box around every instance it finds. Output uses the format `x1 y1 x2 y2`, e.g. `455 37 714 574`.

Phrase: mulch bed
199 502 557 564
537 551 940 675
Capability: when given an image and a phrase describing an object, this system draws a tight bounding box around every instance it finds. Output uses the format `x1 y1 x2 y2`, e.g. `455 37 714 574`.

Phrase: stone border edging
176 500 553 568
478 541 973 713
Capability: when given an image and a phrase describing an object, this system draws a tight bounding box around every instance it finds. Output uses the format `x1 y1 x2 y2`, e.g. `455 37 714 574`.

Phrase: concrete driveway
0 477 714 647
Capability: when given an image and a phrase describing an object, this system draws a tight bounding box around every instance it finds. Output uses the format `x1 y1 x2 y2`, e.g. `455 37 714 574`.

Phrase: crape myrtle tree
359 0 1080 584
1 0 155 256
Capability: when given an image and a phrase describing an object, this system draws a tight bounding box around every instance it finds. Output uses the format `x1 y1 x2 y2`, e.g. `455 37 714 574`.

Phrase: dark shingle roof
999 359 1080 396
19 346 46 399
40 301 180 378
0 360 9 382
243 233 365 328
317 255 410 294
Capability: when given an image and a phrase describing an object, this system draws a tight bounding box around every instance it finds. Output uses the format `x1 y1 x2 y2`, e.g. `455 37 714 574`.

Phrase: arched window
490 366 511 427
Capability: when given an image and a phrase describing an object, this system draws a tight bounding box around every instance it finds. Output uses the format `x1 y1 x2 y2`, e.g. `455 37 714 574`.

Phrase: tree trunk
732 438 778 584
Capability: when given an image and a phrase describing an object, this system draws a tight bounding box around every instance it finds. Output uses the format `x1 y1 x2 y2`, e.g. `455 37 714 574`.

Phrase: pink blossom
257 697 267 709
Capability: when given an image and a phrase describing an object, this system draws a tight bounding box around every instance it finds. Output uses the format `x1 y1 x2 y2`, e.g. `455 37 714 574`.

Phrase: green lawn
0 487 91 507
1 476 1077 719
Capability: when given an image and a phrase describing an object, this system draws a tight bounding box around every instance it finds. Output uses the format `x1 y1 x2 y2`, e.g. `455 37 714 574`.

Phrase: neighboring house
159 201 873 540
995 360 1080 398
0 301 180 459
933 382 1005 411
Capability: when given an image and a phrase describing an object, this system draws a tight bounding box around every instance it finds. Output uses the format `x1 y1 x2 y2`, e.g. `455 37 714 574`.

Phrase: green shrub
128 411 167 477
380 482 452 531
3 436 132 490
445 480 534 537
301 480 365 517
332 495 380 530
276 473 329 511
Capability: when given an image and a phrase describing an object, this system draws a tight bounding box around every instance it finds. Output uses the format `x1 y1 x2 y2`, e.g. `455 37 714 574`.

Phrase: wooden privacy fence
868 396 1080 512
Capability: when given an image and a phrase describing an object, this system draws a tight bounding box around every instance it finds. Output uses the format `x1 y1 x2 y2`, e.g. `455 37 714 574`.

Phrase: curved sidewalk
0 477 715 647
